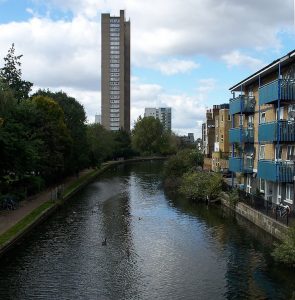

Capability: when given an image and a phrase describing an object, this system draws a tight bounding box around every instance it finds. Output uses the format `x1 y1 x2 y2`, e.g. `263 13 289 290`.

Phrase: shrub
179 171 222 201
272 226 295 266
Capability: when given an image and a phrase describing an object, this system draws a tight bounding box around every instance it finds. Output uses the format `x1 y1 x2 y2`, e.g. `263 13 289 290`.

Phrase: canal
0 161 294 299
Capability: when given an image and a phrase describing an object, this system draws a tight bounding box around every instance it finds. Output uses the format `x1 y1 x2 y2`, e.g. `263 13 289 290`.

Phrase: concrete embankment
220 192 288 241
0 157 166 257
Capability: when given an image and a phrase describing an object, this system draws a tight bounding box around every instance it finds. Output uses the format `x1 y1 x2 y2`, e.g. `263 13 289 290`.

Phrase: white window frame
259 144 265 160
246 175 251 193
276 107 284 121
239 115 244 126
260 112 266 124
275 145 282 161
285 183 294 204
287 145 295 160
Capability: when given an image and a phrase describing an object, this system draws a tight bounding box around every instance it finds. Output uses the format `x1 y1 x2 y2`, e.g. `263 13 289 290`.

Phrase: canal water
0 161 294 300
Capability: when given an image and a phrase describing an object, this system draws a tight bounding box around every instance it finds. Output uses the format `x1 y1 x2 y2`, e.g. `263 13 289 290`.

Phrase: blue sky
0 0 294 137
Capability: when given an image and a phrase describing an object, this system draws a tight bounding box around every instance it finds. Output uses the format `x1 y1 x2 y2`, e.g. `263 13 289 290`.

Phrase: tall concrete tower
101 10 130 131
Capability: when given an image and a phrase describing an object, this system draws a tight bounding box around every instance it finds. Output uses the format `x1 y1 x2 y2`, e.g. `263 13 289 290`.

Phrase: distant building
196 138 202 151
144 107 172 130
101 10 130 131
180 133 195 145
188 133 194 143
95 114 101 124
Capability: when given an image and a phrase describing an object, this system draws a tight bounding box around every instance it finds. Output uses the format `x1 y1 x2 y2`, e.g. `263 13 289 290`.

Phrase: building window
276 107 284 120
275 145 282 160
246 175 251 193
287 145 295 160
221 135 224 142
286 184 294 203
221 115 224 122
259 145 265 159
216 134 219 142
260 179 265 193
260 112 266 124
110 18 120 23
239 115 244 126
110 27 120 32
248 115 254 127
228 114 231 121
110 32 120 37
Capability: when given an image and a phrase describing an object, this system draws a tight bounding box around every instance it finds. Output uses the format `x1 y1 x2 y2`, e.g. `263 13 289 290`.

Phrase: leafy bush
272 226 295 266
179 171 223 201
227 189 239 207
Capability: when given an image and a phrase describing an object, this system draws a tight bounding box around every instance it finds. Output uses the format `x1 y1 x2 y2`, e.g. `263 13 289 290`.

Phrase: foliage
112 129 135 159
272 226 295 266
132 116 175 155
226 189 239 207
0 44 33 102
87 124 115 167
163 149 204 178
179 171 223 201
32 90 89 173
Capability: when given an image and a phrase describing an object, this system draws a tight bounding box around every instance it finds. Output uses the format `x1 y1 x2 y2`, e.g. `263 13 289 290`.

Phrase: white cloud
153 59 199 75
221 50 265 70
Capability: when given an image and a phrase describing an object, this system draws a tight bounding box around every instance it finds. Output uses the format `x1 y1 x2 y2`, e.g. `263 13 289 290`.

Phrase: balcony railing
257 160 295 182
258 120 295 142
229 127 254 143
259 79 295 105
229 157 253 173
229 95 255 115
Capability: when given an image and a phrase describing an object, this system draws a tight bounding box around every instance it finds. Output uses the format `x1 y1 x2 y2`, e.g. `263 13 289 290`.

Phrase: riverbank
0 156 166 257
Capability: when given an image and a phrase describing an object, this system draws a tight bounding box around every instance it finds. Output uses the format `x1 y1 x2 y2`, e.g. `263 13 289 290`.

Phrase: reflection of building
101 10 130 131
229 49 295 210
144 107 172 130
212 104 231 172
95 114 101 124
196 138 203 151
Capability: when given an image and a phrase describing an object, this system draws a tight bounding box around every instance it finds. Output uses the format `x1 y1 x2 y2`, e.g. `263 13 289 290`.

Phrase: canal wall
0 156 167 258
220 192 288 241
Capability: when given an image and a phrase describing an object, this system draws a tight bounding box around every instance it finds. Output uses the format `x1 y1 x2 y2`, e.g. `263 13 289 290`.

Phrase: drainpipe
277 63 281 182
231 91 235 188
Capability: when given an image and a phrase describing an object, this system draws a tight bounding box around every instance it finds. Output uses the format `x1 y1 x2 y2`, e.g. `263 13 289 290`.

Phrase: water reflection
0 161 294 300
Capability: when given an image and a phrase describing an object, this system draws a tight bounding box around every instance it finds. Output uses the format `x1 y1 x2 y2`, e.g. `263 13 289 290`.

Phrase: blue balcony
258 160 295 182
258 120 295 142
229 157 253 173
229 95 255 115
259 79 295 105
229 127 254 143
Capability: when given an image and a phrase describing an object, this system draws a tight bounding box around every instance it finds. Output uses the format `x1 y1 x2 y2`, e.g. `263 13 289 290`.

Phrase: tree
0 44 33 102
87 124 115 167
132 116 166 155
112 129 134 159
32 90 89 174
30 95 71 181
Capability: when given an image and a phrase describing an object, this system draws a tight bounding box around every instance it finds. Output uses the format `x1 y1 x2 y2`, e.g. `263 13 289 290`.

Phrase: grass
0 201 54 246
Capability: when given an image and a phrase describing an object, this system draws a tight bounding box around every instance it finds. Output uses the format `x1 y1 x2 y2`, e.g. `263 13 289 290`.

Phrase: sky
0 0 294 138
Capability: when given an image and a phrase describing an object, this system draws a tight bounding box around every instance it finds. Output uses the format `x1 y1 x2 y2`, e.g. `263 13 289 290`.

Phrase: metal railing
224 184 295 227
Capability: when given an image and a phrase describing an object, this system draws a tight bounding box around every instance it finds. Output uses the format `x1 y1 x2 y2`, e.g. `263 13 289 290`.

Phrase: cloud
0 16 100 91
152 59 199 75
221 50 265 70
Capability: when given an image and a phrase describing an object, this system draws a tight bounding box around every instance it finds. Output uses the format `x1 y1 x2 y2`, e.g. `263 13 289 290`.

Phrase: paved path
0 169 94 235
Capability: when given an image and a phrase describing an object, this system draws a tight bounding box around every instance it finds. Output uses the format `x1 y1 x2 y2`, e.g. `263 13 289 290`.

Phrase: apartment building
101 10 130 131
202 105 220 157
229 50 295 210
212 104 231 171
144 107 172 130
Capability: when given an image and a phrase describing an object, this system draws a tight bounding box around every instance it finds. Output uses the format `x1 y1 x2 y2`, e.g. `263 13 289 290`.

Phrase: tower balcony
258 120 295 142
229 95 255 115
229 157 253 173
229 127 254 144
257 160 295 182
259 79 295 105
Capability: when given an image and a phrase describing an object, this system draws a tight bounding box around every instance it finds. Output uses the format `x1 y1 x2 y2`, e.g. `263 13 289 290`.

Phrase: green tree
179 171 222 201
30 95 71 181
112 129 134 159
132 116 165 155
32 90 89 174
0 44 33 102
87 124 114 167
